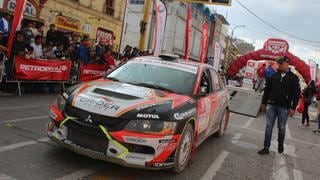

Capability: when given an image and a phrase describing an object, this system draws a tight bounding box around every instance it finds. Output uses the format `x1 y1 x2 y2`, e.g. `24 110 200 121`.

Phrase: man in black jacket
258 56 300 154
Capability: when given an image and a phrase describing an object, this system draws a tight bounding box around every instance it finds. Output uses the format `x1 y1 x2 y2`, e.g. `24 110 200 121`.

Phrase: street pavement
1 94 320 180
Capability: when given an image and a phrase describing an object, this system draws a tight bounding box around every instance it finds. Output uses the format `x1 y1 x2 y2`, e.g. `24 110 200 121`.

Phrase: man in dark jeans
258 56 300 154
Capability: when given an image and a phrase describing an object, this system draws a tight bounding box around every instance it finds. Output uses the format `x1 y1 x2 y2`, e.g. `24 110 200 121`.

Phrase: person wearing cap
258 56 300 155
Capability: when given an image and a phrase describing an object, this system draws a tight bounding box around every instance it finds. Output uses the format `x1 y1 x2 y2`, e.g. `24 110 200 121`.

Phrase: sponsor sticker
174 108 196 120
159 139 176 143
149 162 175 168
136 101 170 111
136 113 160 119
125 155 146 161
157 143 176 152
79 97 120 111
124 137 147 144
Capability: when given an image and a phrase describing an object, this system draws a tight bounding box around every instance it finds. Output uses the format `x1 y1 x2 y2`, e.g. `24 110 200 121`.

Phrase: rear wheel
215 109 229 137
172 123 194 173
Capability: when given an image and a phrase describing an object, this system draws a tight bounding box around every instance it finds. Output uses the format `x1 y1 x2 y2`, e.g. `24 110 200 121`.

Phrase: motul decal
136 113 160 119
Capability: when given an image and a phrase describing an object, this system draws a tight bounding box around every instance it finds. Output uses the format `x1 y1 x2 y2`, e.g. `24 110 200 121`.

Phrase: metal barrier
5 56 71 96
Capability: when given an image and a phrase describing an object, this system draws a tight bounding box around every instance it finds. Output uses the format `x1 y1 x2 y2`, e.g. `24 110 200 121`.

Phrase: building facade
125 1 213 60
41 0 126 50
0 0 126 50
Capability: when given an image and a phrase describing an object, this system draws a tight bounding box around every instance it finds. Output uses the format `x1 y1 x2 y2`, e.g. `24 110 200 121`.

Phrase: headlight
124 120 177 135
55 94 67 111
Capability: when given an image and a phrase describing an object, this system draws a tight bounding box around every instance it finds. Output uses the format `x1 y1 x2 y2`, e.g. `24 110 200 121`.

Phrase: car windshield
107 60 197 95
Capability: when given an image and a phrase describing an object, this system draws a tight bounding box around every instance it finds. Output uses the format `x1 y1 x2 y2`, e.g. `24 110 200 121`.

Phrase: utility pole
226 25 245 71
139 0 152 51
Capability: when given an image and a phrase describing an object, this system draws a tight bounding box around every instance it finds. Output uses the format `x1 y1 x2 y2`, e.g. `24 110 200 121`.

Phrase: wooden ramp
227 86 263 118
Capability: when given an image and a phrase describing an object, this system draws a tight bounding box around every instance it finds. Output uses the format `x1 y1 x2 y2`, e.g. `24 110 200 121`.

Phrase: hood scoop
93 88 142 100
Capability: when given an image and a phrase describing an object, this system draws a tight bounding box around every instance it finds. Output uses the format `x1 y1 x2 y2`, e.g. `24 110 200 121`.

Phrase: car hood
69 80 192 119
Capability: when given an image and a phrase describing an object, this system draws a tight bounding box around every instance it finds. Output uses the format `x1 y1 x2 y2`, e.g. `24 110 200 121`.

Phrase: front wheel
172 123 194 173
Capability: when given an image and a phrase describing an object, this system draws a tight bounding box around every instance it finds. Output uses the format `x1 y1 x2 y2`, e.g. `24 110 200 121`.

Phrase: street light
231 25 245 42
226 25 245 71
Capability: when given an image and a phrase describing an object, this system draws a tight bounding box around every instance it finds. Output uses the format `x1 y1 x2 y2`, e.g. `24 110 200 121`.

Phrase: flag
184 4 192 60
200 22 208 63
153 0 167 56
309 59 317 81
119 0 130 55
7 0 26 58
213 41 221 71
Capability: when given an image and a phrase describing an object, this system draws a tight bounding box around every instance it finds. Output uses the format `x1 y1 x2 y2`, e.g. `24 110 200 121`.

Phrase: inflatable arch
227 38 311 83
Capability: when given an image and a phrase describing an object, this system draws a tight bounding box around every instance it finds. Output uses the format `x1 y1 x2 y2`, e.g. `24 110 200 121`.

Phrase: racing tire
171 123 194 173
215 108 230 137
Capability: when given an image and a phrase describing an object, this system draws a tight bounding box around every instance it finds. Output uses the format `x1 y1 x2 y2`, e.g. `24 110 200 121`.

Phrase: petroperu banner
80 63 107 82
153 0 167 56
213 41 221 71
184 4 192 60
15 56 71 81
309 60 317 81
200 22 209 63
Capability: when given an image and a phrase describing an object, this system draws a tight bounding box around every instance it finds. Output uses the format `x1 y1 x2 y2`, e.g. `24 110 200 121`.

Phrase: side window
199 69 212 95
209 69 222 91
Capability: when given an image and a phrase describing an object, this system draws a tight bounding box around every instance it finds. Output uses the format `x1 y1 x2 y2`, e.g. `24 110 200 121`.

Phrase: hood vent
93 88 142 100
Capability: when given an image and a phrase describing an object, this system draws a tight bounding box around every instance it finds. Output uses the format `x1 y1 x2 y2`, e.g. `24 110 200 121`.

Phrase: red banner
200 22 209 63
15 56 72 81
184 4 192 60
79 63 107 82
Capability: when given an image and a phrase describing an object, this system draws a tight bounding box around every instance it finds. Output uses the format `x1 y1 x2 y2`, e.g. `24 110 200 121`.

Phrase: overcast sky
208 0 320 63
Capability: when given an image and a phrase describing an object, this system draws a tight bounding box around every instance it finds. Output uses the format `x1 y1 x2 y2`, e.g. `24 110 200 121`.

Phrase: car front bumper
47 122 179 170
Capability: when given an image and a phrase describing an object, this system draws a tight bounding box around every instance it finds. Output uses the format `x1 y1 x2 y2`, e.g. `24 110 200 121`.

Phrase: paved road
0 94 320 180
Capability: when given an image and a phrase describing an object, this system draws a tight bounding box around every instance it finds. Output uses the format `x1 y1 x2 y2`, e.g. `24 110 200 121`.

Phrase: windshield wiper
133 83 177 93
106 77 121 82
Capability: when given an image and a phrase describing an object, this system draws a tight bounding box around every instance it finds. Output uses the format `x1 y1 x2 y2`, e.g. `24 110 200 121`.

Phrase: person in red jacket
104 48 116 70
255 64 266 92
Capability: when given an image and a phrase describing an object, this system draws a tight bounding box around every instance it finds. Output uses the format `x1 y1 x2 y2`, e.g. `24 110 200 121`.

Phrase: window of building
105 0 115 16
130 0 145 4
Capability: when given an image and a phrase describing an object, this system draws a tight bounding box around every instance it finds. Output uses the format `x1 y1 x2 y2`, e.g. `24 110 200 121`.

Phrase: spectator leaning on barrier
30 35 43 58
46 24 57 45
104 48 116 69
43 42 55 59
0 14 10 44
22 22 35 45
53 43 65 59
25 46 35 59
0 31 8 52
78 39 90 64
5 31 26 80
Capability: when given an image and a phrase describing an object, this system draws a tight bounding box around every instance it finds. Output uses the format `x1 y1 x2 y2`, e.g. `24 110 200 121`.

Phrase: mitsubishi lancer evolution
47 55 230 173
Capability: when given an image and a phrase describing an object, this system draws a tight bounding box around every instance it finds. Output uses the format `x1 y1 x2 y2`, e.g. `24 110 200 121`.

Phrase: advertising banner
200 22 209 63
15 56 71 81
153 0 167 56
79 63 107 82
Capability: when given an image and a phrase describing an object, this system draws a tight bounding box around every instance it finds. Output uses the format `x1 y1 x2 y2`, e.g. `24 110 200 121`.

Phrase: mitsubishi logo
84 114 93 124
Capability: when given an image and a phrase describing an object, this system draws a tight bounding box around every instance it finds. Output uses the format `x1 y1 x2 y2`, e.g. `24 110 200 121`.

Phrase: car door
196 68 219 145
207 68 225 133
